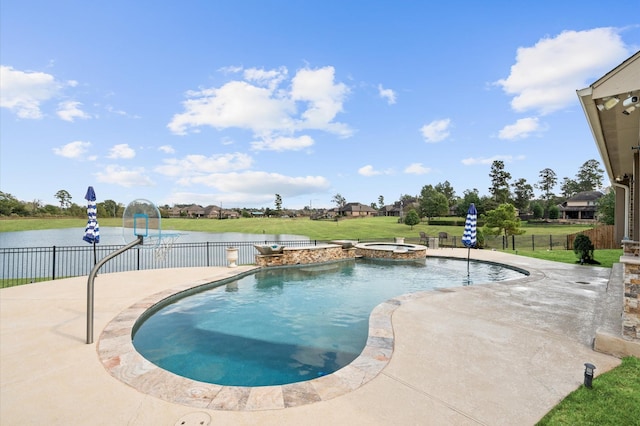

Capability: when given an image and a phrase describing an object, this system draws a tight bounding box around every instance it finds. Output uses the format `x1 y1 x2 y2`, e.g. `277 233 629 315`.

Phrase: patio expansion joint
379 370 489 426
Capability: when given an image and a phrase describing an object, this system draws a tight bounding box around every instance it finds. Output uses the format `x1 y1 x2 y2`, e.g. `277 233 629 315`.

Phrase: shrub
573 234 596 264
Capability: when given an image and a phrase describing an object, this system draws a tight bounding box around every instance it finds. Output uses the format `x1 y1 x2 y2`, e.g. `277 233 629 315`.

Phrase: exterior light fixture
622 94 639 107
622 106 636 115
583 362 596 389
602 97 619 110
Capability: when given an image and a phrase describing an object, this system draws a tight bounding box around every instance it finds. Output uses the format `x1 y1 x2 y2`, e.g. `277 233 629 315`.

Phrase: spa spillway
355 242 427 260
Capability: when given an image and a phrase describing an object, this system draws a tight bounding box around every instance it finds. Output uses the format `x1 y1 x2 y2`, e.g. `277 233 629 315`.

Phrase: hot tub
355 242 427 260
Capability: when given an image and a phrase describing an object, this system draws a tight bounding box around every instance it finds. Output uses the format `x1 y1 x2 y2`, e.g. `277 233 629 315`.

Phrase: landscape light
583 362 596 389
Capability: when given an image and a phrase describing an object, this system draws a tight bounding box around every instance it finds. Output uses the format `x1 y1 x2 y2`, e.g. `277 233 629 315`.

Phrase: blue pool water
132 258 526 387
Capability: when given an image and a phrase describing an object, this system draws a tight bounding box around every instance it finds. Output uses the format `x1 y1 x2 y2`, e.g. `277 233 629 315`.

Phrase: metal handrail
86 236 142 344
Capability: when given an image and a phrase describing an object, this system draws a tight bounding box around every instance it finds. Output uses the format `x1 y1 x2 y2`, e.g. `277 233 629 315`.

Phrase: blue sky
1 1 639 210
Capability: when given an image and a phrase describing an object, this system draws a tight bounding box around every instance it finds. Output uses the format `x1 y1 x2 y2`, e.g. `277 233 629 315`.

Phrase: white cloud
461 154 525 166
496 27 630 114
291 66 351 136
404 163 431 175
0 65 62 119
243 66 288 90
251 135 314 151
420 118 451 142
168 66 353 139
498 117 543 140
378 84 397 105
168 80 295 136
107 144 136 159
155 153 253 178
52 140 94 159
95 165 154 187
158 145 175 154
57 100 91 122
358 165 382 176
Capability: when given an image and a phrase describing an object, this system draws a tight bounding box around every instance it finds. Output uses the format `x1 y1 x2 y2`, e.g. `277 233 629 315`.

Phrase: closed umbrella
461 203 477 278
83 186 100 265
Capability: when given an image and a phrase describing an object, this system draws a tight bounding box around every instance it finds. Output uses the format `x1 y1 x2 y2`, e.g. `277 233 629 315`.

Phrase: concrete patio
0 249 628 425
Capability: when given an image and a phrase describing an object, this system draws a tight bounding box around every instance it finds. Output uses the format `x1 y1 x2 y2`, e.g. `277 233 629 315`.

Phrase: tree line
0 159 614 226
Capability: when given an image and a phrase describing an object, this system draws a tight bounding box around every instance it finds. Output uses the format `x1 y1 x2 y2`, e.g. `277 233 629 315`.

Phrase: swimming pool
132 258 526 387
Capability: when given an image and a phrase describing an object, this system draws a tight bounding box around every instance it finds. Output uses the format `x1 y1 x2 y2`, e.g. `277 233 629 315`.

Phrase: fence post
532 235 535 251
206 242 210 266
52 246 57 281
550 235 553 250
512 235 515 251
137 248 141 270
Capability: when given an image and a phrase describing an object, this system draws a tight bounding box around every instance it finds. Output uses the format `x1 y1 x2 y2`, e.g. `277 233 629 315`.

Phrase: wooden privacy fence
566 225 617 249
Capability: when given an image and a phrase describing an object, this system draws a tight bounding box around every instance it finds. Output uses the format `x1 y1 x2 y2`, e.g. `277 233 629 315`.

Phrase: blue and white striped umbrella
461 203 477 248
82 186 100 244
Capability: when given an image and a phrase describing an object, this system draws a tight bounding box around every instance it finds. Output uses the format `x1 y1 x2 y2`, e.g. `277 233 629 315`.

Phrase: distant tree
419 185 448 219
531 202 544 219
332 193 346 208
548 205 559 219
597 190 615 225
488 160 511 204
477 195 498 216
0 192 22 216
370 202 377 210
512 178 533 212
404 209 420 229
575 159 604 192
42 204 61 215
456 189 481 216
54 189 72 209
482 203 525 246
275 194 282 213
378 195 384 208
102 199 118 217
560 177 580 198
536 168 557 218
434 180 456 207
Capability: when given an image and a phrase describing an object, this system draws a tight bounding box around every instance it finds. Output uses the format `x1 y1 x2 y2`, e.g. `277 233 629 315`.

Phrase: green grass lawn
504 249 623 269
536 356 640 426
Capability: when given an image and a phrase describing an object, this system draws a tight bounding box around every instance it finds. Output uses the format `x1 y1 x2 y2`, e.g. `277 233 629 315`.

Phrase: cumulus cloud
496 27 630 114
155 153 254 179
0 66 64 119
420 118 451 142
167 66 353 140
95 165 154 187
461 154 525 166
404 163 432 175
498 117 544 140
57 100 91 122
251 135 314 151
107 144 136 159
158 145 175 154
378 84 397 104
358 165 382 176
52 140 94 159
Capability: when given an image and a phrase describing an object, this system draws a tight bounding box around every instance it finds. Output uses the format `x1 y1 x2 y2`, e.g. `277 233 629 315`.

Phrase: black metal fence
424 234 571 251
1 235 580 288
0 240 317 287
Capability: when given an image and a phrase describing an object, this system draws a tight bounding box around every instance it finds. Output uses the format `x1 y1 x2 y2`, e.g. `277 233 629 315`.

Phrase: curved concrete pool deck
0 249 624 425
